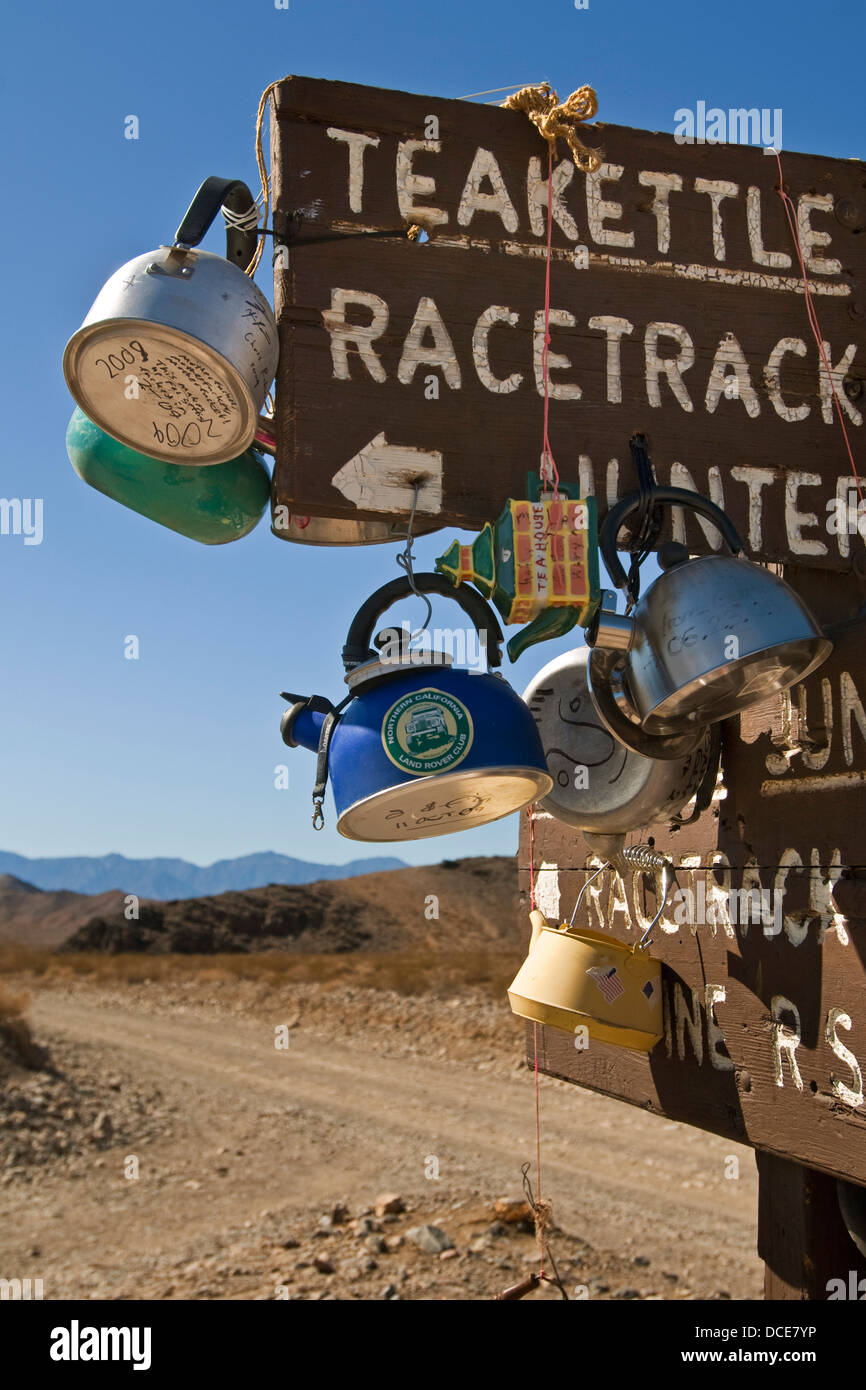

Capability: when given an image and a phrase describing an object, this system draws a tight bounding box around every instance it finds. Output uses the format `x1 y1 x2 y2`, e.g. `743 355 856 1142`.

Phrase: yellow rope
248 76 600 273
246 78 284 276
502 81 602 173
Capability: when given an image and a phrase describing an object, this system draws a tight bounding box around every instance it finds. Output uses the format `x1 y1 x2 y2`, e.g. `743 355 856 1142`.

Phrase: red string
528 805 537 909
526 805 545 1278
533 1020 545 1278
540 148 561 501
773 150 862 505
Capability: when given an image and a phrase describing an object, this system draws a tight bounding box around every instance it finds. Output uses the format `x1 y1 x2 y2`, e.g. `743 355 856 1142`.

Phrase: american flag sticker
587 965 625 1004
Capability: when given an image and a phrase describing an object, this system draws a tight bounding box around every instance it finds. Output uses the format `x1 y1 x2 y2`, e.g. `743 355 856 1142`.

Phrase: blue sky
1 0 861 869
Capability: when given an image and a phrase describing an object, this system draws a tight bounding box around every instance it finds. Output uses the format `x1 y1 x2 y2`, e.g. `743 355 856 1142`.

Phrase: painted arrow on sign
331 433 444 514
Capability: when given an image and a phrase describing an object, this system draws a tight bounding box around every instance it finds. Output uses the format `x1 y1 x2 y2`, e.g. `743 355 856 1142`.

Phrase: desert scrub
0 947 521 998
0 981 44 1068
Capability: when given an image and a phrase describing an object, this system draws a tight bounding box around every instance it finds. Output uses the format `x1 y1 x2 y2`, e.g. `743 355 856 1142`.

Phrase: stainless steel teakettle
587 487 832 751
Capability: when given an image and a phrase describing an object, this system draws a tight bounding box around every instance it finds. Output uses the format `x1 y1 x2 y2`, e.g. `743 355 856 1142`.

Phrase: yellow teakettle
508 909 663 1053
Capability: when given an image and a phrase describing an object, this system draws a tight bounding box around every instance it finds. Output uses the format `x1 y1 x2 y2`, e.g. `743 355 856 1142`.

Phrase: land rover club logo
381 689 474 776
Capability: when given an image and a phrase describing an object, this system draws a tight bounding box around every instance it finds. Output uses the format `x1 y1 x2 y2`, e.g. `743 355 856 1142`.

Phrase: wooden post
757 1153 866 1299
517 567 866 1295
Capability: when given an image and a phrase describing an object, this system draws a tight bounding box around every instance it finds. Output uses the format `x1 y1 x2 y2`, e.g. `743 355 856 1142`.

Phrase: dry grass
0 947 521 998
0 979 42 1067
0 979 30 1020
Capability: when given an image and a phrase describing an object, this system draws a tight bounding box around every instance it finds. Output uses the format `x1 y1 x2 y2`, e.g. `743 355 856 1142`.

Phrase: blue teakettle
280 573 553 842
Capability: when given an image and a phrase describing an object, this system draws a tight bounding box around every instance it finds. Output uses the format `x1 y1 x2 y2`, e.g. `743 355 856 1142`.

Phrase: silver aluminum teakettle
523 646 718 841
63 178 278 467
587 486 832 752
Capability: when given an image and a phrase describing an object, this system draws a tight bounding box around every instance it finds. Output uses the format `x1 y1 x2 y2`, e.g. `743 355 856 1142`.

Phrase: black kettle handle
342 573 503 669
601 486 743 593
174 177 259 269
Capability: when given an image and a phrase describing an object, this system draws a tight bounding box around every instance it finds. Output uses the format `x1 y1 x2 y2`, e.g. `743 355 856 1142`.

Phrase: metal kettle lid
344 652 454 691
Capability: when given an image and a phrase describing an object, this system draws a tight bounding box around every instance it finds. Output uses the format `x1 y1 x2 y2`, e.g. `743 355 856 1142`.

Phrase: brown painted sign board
271 76 865 568
519 570 866 1186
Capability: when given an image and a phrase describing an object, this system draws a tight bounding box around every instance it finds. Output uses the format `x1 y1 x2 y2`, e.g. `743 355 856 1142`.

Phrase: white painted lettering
694 178 739 261
771 995 803 1090
533 310 582 399
396 139 449 228
397 296 461 388
472 306 522 393
826 1007 864 1108
746 185 792 269
586 163 635 248
588 315 633 403
785 471 827 557
645 321 694 412
327 128 380 214
527 157 579 240
764 337 810 422
458 147 519 232
797 194 842 276
637 170 682 254
323 289 388 382
705 332 760 417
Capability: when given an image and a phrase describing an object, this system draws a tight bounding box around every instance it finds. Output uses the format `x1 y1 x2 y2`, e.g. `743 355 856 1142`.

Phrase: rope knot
503 81 602 173
533 1195 554 1242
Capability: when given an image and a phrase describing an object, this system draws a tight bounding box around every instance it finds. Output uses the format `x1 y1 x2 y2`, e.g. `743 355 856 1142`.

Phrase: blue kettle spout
279 694 331 752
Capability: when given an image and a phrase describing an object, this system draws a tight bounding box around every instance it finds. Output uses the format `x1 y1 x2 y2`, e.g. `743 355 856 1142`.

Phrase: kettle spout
506 607 580 662
279 693 333 752
528 908 548 949
592 589 635 651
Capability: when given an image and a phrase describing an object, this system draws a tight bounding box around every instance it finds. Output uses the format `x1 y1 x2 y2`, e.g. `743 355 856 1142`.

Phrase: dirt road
0 983 763 1300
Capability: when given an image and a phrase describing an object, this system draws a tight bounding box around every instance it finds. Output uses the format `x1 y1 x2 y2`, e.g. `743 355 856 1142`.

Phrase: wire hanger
569 844 675 951
394 481 433 640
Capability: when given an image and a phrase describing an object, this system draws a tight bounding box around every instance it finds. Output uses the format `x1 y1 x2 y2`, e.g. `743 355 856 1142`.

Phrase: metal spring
621 845 670 872
627 847 674 951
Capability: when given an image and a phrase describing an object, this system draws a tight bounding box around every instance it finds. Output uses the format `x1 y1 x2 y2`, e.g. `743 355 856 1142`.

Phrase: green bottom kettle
66 408 271 545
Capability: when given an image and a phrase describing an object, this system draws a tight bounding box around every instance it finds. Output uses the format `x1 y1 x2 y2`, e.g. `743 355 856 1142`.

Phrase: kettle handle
342 572 504 669
586 646 708 761
174 177 259 270
601 486 743 594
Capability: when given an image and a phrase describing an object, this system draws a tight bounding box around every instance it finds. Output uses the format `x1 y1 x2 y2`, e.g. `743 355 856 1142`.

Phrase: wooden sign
271 76 865 569
519 569 866 1186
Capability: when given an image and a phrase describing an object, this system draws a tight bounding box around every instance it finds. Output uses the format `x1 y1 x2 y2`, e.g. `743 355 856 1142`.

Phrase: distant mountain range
58 856 518 956
0 851 407 901
0 855 517 955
